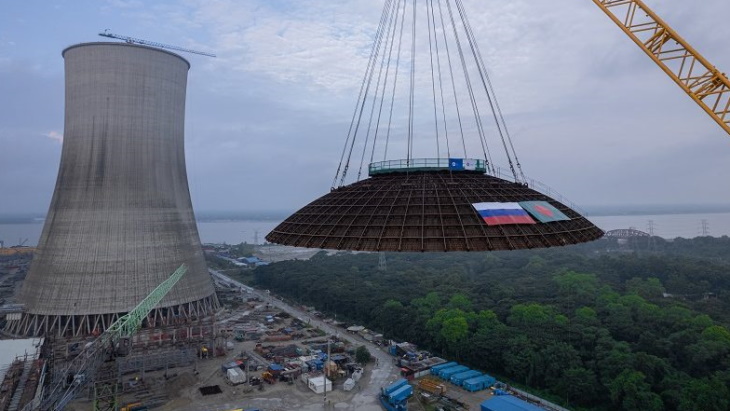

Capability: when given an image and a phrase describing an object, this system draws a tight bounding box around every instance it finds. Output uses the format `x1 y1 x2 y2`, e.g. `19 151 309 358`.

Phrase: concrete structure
6 42 218 337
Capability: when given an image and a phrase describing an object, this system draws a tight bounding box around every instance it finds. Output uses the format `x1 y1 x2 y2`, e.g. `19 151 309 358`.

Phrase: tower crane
26 264 189 411
98 30 216 57
592 0 730 136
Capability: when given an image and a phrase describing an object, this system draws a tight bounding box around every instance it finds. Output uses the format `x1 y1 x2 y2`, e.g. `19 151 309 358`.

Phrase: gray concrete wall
19 42 216 316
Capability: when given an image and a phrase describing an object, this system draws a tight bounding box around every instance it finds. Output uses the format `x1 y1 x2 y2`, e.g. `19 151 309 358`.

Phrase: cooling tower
6 43 218 337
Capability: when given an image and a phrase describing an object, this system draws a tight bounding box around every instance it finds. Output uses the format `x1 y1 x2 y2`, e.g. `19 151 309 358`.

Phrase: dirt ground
66 282 495 411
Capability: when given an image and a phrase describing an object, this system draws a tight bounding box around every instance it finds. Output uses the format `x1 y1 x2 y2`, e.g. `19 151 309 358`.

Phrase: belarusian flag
519 201 570 223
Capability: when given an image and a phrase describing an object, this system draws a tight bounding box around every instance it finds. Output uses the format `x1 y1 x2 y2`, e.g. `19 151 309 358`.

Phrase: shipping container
388 384 414 403
450 370 481 385
463 374 496 392
439 365 469 380
429 361 458 375
480 395 544 411
383 379 409 396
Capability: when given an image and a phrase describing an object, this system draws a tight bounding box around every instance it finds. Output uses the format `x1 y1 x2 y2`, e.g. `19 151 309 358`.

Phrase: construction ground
0 257 509 411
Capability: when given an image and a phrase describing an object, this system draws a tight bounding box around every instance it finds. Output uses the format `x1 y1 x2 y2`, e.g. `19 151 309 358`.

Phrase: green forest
249 236 730 410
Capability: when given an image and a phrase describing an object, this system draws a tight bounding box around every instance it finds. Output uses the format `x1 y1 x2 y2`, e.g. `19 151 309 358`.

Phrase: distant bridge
604 228 650 238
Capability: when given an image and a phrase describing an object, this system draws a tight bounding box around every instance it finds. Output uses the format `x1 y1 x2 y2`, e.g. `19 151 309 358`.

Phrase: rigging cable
407 0 417 164
336 0 394 187
435 0 468 158
431 0 452 158
454 0 518 180
445 0 493 170
455 0 525 182
426 0 441 159
383 0 408 161
358 0 400 180
370 0 402 166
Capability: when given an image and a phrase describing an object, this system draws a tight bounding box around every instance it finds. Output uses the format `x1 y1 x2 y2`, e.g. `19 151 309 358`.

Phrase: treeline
252 237 730 410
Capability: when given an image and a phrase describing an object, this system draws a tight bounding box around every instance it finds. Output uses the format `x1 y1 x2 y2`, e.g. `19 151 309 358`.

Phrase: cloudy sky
1 0 730 216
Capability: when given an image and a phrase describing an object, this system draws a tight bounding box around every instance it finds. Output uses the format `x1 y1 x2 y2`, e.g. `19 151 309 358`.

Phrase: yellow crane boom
592 0 730 136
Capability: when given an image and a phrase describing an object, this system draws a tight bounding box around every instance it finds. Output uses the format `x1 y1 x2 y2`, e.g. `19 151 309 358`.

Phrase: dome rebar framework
267 163 602 252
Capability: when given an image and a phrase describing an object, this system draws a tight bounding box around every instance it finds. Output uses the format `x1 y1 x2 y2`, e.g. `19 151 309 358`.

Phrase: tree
610 370 663 411
355 345 371 365
556 367 599 407
554 271 598 305
447 293 473 312
679 377 730 411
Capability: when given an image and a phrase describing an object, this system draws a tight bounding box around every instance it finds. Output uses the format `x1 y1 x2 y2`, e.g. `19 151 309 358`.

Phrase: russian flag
472 202 536 226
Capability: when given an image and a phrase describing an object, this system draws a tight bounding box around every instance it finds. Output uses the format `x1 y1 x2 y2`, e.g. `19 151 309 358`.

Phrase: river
1 212 729 247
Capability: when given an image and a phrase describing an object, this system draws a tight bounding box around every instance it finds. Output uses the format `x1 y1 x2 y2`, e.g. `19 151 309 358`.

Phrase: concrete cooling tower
5 42 219 337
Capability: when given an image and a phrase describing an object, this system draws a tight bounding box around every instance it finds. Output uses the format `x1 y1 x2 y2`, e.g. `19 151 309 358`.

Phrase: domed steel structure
267 160 602 252
267 0 603 251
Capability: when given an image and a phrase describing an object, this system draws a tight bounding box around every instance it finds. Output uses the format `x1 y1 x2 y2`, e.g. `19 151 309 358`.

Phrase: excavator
591 0 730 136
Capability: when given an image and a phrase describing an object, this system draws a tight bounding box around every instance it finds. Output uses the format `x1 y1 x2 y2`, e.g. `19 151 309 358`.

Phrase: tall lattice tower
6 42 219 337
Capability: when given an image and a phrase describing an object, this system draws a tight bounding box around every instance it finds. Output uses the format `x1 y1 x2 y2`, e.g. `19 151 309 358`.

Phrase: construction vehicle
592 0 730 136
28 264 189 411
261 371 276 384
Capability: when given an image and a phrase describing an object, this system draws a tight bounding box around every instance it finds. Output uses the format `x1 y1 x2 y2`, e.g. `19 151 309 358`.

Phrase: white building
307 375 333 394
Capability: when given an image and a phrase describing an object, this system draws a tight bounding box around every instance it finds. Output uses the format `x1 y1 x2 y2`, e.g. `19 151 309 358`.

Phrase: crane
29 264 189 411
592 0 730 136
98 29 216 58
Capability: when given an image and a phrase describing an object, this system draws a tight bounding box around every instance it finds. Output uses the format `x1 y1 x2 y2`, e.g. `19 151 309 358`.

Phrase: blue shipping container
429 361 458 375
480 395 544 411
439 365 469 379
383 379 409 396
388 384 414 403
463 374 497 392
450 370 482 385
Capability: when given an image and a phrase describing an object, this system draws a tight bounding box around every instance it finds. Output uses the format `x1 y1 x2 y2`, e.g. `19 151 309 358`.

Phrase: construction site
1 0 729 409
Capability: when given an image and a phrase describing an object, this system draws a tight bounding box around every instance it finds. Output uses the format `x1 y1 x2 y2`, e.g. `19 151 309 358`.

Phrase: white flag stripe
472 202 523 211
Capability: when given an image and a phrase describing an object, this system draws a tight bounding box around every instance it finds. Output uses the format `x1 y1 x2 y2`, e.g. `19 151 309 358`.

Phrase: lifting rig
25 264 189 411
592 0 730 136
98 30 216 58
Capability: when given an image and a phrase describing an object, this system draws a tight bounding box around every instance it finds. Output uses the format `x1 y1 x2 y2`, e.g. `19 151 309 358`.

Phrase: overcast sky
1 0 730 216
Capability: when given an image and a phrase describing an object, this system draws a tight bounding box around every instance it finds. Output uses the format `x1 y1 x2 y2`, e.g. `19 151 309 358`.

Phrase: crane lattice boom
592 0 730 136
35 264 189 411
98 30 216 57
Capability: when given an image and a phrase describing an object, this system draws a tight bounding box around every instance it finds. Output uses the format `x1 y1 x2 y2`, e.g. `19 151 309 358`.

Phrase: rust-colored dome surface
267 170 603 252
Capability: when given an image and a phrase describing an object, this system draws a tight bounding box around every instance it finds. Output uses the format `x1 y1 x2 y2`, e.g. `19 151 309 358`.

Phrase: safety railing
368 158 486 175
367 158 586 215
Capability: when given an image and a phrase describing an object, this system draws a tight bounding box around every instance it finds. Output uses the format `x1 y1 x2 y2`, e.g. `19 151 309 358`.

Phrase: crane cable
455 0 524 182
357 0 401 181
333 0 395 188
335 0 523 186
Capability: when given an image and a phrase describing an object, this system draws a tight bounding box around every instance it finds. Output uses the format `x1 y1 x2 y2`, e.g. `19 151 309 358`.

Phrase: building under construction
5 42 219 338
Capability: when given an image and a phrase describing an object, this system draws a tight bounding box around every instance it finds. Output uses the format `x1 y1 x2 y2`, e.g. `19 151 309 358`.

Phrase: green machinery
32 264 189 411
